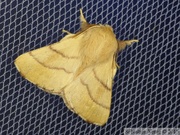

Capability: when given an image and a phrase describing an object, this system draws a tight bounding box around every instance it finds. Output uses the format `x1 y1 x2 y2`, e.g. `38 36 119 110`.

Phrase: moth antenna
62 29 72 35
124 39 139 45
80 9 87 23
118 39 138 52
80 9 90 30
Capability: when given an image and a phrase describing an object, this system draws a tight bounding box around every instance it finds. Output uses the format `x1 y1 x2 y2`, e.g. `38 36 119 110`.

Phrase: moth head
102 25 120 52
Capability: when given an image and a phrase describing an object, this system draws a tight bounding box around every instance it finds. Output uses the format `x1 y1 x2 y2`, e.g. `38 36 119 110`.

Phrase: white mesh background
1 0 180 134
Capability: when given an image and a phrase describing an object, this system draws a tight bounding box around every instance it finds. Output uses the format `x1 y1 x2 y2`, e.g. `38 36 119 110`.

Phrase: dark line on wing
93 69 111 91
49 46 78 59
29 52 72 74
80 79 109 110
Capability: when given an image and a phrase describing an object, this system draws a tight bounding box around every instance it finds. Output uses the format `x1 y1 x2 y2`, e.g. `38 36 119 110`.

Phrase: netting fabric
1 0 180 134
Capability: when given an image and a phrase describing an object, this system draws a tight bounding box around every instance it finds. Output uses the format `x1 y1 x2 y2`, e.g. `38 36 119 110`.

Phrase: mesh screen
1 0 180 134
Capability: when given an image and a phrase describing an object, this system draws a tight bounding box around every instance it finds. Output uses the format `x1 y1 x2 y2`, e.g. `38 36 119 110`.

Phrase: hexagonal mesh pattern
1 0 180 134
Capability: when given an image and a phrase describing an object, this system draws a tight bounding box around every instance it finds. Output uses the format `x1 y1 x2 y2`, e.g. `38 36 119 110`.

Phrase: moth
15 9 138 126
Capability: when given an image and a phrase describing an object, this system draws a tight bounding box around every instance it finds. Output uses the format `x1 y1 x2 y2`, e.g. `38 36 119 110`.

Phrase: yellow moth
14 9 138 126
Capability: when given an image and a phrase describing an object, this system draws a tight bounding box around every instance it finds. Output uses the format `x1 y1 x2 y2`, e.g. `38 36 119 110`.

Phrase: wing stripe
29 52 72 74
49 46 78 59
93 69 111 91
80 79 109 110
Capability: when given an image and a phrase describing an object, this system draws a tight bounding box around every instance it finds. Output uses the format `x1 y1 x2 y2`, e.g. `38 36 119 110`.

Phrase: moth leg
114 55 120 69
116 63 120 68
62 29 72 35
118 39 138 52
